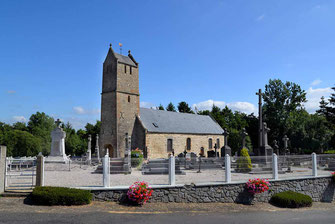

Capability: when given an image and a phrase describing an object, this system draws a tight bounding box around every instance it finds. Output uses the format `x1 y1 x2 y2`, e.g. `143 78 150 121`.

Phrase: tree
263 79 307 142
85 121 101 154
4 130 41 157
177 101 194 114
157 104 165 110
27 112 55 155
166 102 176 112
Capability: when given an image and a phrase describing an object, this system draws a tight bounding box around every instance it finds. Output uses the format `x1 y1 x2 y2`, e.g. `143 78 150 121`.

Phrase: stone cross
282 135 289 154
214 143 218 157
256 89 263 149
221 128 231 157
262 122 270 147
55 119 61 128
240 128 248 149
95 134 100 159
87 135 92 162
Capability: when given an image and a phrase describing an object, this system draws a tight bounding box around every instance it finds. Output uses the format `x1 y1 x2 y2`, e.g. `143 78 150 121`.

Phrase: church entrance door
104 144 114 158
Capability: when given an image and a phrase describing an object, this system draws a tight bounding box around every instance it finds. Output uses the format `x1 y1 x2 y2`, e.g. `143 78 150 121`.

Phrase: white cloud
256 14 265 21
192 99 257 114
140 102 156 109
192 100 226 111
227 102 257 114
311 79 322 86
304 87 332 113
12 116 26 122
73 106 100 115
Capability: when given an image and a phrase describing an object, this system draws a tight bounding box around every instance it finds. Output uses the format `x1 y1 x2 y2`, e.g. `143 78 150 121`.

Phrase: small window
124 65 127 73
130 66 132 74
208 138 213 149
216 138 220 148
152 123 158 128
186 138 191 150
128 95 130 102
167 139 173 152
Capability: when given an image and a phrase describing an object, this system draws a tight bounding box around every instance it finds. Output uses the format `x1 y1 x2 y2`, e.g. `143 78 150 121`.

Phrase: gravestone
261 122 273 162
87 135 92 164
95 134 100 160
282 135 290 155
46 119 69 163
221 128 231 157
273 140 279 155
240 128 249 155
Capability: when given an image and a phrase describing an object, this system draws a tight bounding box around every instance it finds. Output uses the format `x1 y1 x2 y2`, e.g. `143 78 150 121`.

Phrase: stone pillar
95 134 100 160
87 135 92 164
103 153 110 188
168 155 175 186
0 146 7 194
272 153 278 180
36 153 45 186
225 154 231 183
312 153 317 177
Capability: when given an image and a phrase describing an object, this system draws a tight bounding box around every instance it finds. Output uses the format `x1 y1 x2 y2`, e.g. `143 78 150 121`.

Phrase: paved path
0 198 335 224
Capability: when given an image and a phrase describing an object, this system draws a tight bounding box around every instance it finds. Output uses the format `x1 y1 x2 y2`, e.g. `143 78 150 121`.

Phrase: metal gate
5 158 36 192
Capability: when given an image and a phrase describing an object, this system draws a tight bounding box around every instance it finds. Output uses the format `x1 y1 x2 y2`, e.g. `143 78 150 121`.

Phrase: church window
124 65 127 73
216 138 220 148
186 138 191 150
128 95 131 102
167 139 173 152
152 123 158 128
130 66 132 74
208 138 213 149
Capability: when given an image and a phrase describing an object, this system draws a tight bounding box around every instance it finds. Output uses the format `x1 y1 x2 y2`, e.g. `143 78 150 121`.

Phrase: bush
31 186 92 206
324 150 335 154
270 191 312 208
131 149 143 167
236 148 252 172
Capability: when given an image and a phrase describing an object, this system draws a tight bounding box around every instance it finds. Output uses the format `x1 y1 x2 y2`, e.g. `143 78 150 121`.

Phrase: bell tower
100 44 139 157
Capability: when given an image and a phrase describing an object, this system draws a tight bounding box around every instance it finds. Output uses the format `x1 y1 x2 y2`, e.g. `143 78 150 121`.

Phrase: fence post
36 153 45 186
103 153 110 188
312 153 317 177
272 153 278 180
0 146 7 194
225 154 231 183
168 156 175 186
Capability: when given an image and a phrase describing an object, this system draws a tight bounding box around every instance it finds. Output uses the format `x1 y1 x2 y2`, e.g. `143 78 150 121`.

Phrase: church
99 45 224 159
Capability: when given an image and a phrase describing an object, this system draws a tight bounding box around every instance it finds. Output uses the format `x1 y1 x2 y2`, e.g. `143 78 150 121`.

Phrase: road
0 198 334 224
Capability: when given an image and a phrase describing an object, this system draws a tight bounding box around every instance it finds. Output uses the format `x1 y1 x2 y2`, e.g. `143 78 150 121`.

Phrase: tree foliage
166 102 176 112
177 101 194 114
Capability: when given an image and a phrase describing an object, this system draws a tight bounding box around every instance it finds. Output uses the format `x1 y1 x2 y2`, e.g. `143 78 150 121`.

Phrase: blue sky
1 0 334 129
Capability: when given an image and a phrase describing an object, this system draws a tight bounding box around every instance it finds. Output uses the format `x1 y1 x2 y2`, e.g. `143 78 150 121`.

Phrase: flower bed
127 181 153 205
245 178 270 194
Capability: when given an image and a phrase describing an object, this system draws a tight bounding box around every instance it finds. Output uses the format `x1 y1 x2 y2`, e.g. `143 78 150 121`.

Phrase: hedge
31 186 92 206
270 191 312 208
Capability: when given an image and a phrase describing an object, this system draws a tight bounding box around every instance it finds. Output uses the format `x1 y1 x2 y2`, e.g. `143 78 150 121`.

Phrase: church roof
139 108 224 135
115 53 137 67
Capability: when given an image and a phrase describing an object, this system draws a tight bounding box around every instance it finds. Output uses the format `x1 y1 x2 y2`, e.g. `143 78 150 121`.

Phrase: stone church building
100 45 224 159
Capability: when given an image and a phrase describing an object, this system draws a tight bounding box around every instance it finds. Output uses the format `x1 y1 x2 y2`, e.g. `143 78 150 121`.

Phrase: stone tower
100 45 139 157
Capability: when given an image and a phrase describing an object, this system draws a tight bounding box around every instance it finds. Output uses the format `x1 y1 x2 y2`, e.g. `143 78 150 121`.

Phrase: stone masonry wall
92 176 335 204
146 133 224 158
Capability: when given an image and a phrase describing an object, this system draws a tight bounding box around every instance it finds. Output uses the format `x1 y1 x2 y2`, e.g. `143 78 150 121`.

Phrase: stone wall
92 176 335 204
146 133 224 158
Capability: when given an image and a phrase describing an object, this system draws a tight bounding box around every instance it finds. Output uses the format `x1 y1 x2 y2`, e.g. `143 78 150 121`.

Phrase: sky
0 0 334 130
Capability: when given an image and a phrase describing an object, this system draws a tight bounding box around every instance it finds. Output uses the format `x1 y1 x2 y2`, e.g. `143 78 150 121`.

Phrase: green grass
270 191 312 208
324 150 335 154
31 186 92 206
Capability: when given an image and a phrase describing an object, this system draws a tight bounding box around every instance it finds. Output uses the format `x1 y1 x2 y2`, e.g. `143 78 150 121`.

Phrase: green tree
236 148 252 172
4 130 41 157
157 104 165 110
62 122 86 156
166 102 176 112
177 101 194 114
27 112 55 155
263 79 307 142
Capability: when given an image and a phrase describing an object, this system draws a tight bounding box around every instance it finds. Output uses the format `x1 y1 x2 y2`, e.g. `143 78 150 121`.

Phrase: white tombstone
46 119 69 163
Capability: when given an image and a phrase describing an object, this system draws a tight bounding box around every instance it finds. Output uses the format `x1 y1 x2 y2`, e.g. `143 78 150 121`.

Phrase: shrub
236 148 252 172
270 191 312 208
131 149 143 168
31 186 92 206
127 181 153 205
324 150 335 154
245 178 270 194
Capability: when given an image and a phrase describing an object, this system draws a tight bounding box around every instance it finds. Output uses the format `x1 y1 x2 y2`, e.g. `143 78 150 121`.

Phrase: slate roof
115 53 137 67
139 108 224 135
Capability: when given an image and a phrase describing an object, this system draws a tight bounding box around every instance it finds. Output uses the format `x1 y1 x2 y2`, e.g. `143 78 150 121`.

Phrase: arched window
167 139 173 152
124 65 127 73
200 147 204 156
130 66 132 74
208 138 213 149
186 138 191 150
128 95 131 102
216 138 220 148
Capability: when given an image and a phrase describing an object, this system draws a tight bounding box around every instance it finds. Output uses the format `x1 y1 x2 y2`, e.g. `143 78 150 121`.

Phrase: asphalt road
0 198 334 224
